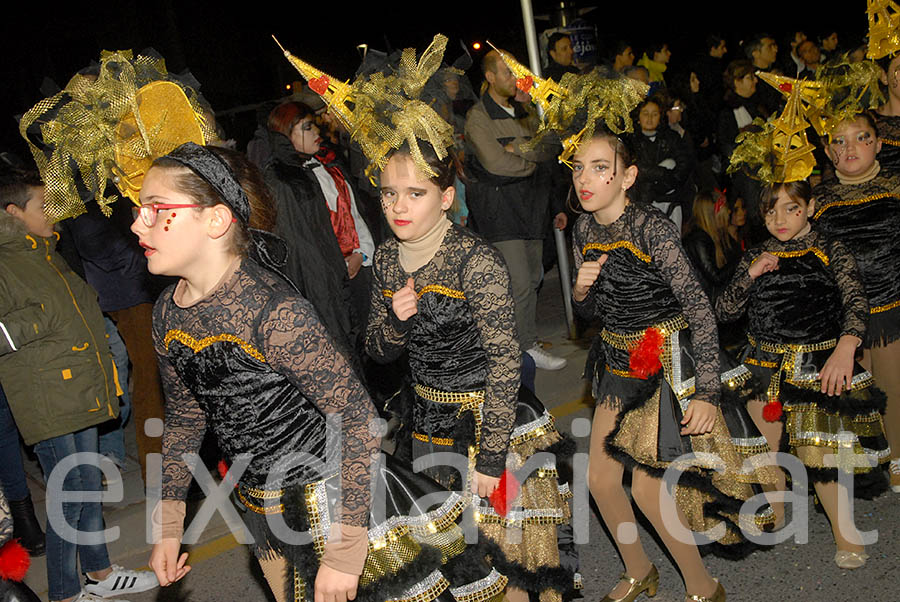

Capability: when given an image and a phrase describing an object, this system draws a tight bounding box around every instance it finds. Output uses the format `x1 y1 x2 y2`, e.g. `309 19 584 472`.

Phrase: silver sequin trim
509 410 554 441
450 568 505 597
389 570 447 601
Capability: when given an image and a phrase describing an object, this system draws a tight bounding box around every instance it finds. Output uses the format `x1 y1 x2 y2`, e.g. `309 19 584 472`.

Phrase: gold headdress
867 0 900 59
813 58 885 139
276 35 455 182
490 45 647 166
19 50 214 222
728 75 816 183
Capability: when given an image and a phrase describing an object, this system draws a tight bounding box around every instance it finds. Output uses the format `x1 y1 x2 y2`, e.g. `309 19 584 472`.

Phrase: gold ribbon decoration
19 50 213 221
275 34 456 184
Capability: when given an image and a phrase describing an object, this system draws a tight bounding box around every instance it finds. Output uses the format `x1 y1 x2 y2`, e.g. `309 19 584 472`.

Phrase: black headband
164 142 250 226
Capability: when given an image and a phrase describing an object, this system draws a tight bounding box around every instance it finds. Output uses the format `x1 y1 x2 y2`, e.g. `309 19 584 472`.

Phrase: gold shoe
834 550 869 569
686 580 725 602
601 564 659 602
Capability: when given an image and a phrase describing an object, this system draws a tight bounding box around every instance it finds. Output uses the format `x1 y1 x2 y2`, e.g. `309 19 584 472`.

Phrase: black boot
8 496 44 557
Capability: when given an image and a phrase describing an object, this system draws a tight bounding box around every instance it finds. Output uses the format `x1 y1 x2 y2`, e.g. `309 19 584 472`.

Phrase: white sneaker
889 459 900 493
74 592 129 602
527 344 567 370
83 565 159 597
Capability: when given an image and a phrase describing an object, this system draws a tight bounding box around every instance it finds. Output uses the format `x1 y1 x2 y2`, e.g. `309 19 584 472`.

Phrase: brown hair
0 170 43 210
723 59 755 92
759 180 811 217
152 146 277 255
384 141 457 192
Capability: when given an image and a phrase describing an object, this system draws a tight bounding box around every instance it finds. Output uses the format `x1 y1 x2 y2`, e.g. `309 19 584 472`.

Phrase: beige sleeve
319 523 369 576
150 499 187 542
465 107 537 178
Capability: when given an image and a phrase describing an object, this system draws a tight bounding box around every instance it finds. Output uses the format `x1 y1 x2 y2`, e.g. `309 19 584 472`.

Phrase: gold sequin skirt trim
611 386 780 540
784 405 892 472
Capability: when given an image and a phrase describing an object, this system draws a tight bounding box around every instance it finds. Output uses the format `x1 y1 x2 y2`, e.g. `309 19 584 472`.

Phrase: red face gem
309 76 330 95
779 83 793 92
166 219 172 224
164 226 169 232
516 76 534 93
171 212 177 217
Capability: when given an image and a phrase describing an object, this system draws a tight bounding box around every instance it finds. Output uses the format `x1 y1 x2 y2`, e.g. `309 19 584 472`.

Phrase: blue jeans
0 384 30 501
33 427 111 601
98 317 130 467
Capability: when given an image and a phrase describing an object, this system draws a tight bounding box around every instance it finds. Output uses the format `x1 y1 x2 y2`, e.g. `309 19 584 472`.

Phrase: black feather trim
479 537 575 594
781 381 886 417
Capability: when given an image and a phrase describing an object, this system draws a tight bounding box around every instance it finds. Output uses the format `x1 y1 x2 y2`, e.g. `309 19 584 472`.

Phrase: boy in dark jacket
0 171 157 602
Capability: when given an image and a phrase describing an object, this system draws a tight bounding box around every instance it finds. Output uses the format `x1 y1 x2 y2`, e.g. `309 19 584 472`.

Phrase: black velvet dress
813 171 900 347
154 258 503 602
572 203 778 553
367 224 576 601
716 231 890 482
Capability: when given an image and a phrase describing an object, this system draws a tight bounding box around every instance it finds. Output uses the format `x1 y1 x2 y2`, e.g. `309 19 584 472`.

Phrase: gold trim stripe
236 489 284 515
413 432 455 446
872 299 900 314
164 330 266 363
880 138 900 146
382 285 466 300
583 241 651 263
764 248 830 266
814 192 893 219
745 357 779 369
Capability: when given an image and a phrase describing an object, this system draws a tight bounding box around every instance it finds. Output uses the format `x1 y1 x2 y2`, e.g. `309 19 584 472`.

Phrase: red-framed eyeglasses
132 204 202 227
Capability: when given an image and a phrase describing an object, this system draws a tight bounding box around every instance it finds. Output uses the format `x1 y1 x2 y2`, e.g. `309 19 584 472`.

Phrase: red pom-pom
762 400 783 422
488 470 521 517
628 327 664 379
308 76 330 95
779 82 793 92
0 539 30 581
217 459 229 480
516 76 534 93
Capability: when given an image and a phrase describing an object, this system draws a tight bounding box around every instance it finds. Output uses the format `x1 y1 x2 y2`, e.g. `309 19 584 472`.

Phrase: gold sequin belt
413 384 485 453
747 334 837 355
237 475 337 516
746 335 837 403
600 315 689 350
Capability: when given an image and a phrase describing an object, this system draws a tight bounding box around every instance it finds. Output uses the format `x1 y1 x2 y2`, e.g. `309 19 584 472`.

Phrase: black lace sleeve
571 215 601 322
826 237 869 340
263 297 380 528
714 250 756 324
642 212 721 404
365 248 412 364
461 244 521 477
154 300 208 502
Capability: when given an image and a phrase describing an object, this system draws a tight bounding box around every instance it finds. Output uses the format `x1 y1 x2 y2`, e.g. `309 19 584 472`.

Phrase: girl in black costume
366 142 574 602
138 144 498 602
717 180 889 569
572 131 776 602
813 113 900 493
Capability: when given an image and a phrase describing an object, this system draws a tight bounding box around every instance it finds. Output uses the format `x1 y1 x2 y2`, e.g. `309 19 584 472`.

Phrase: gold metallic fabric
19 50 212 222
867 0 900 59
276 35 455 183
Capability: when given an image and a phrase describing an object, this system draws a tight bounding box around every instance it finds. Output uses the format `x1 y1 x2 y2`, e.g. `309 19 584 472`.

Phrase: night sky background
0 0 868 161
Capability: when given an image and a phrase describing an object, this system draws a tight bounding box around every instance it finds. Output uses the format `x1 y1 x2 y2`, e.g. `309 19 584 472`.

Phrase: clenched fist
573 255 608 302
392 277 419 321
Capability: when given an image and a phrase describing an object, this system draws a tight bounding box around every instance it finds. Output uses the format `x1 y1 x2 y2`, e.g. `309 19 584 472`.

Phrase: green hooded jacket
0 210 119 445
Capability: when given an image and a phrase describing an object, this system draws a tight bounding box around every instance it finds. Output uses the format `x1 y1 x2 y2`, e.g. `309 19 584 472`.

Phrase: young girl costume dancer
275 36 576 602
500 58 777 601
721 80 890 569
